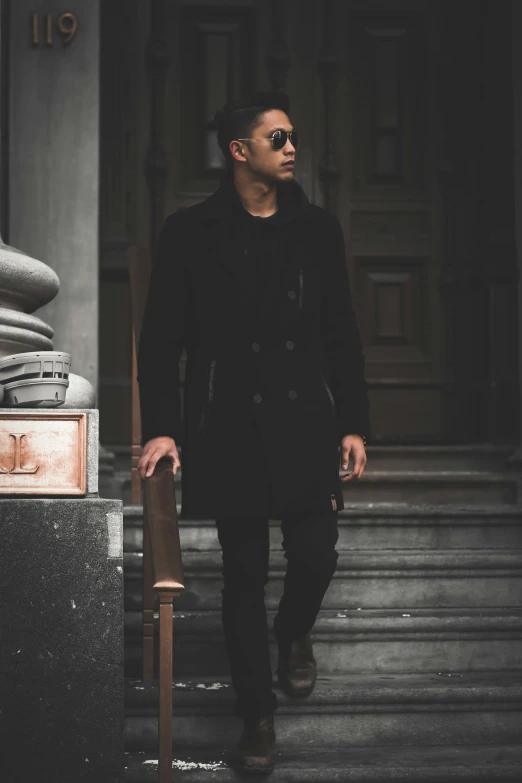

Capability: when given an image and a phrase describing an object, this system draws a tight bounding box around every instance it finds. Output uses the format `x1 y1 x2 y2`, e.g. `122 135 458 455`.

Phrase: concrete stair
123 445 522 781
150 469 522 506
124 607 522 678
125 745 522 782
124 503 522 552
107 443 522 507
124 672 522 749
347 444 518 472
124 545 522 611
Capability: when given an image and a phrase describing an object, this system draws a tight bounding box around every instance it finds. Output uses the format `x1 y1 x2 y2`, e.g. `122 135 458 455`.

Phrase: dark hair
214 91 290 168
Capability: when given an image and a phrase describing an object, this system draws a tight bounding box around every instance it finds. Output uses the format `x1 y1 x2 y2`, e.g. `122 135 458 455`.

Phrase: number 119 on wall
31 12 78 47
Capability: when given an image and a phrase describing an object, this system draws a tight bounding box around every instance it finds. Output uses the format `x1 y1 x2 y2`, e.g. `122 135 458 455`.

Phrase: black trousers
214 510 339 720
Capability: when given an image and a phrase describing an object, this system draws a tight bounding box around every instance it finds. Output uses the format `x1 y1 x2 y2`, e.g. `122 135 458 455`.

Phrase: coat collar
199 170 312 225
199 173 313 316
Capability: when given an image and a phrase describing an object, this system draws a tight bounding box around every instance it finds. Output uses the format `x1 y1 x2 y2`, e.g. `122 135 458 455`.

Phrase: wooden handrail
128 242 184 779
143 456 185 783
143 457 184 592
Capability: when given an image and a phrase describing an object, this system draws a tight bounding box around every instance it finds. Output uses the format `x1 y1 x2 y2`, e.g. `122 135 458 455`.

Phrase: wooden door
99 0 518 447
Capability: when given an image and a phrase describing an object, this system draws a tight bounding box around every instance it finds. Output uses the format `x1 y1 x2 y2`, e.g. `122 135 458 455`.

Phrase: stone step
111 445 521 506
356 443 518 472
123 503 522 552
126 549 522 571
109 443 518 474
124 744 522 782
124 672 522 750
160 469 522 505
124 549 522 611
123 607 522 678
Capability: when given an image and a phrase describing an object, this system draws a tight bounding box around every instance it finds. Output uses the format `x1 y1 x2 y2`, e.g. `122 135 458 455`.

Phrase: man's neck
232 170 278 218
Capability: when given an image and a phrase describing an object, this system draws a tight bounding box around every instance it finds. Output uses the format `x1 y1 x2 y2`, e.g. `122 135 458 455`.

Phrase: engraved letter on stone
9 433 39 474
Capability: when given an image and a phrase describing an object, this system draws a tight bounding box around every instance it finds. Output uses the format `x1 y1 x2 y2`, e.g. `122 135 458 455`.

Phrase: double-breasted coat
137 173 371 520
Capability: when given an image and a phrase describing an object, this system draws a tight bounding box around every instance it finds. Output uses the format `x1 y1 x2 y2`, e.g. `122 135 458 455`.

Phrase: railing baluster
158 591 176 780
129 241 183 780
142 500 155 681
143 458 184 783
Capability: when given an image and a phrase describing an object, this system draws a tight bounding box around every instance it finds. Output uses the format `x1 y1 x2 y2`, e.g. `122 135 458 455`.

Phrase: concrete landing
124 744 522 781
124 672 522 750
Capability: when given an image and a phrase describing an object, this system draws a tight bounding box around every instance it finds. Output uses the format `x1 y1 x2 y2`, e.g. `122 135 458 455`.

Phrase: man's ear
229 140 246 163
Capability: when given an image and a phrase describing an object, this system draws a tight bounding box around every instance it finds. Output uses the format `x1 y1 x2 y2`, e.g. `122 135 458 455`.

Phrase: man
137 92 371 775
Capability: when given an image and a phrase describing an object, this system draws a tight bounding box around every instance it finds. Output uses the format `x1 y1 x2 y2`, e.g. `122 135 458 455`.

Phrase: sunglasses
237 129 299 151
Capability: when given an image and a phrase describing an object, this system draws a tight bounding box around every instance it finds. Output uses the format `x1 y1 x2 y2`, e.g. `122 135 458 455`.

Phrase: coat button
288 389 297 400
252 342 260 352
253 393 263 404
285 340 295 350
288 290 296 300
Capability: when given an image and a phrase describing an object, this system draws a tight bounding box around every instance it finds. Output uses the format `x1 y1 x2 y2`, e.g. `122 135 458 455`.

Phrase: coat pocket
198 358 216 432
320 369 336 415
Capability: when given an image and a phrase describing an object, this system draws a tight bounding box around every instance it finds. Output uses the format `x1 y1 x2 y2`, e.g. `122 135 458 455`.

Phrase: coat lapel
207 219 311 317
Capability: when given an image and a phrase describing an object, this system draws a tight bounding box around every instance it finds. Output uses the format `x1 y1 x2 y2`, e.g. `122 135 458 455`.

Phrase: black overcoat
137 174 371 520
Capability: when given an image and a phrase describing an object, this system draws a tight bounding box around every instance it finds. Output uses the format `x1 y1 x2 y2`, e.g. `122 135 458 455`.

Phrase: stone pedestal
0 497 123 782
0 408 100 495
0 409 123 781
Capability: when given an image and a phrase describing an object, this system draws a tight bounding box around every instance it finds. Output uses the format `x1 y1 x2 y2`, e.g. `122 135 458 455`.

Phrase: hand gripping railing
143 456 185 782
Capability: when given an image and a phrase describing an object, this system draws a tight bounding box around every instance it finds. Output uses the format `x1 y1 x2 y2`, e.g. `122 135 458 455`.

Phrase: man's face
231 109 297 183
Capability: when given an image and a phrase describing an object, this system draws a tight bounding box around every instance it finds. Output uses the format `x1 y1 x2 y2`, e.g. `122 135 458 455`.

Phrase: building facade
1 0 520 468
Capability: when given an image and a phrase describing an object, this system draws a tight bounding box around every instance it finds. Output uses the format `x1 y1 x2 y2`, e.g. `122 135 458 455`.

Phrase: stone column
0 238 58 353
5 2 120 487
0 2 58 359
8 1 100 394
510 0 522 463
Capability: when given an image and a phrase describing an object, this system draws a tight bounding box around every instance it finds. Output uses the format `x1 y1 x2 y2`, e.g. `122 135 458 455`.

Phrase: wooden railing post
130 329 143 505
129 235 184 778
143 457 184 783
158 590 178 779
142 481 156 681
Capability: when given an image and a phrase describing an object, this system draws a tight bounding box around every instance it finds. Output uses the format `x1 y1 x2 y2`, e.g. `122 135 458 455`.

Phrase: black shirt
238 209 281 302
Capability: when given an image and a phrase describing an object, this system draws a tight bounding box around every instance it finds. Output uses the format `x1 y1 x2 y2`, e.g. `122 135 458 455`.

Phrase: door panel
336 3 444 439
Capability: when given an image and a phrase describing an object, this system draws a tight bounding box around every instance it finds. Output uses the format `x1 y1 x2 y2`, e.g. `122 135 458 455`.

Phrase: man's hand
339 434 367 482
137 436 180 480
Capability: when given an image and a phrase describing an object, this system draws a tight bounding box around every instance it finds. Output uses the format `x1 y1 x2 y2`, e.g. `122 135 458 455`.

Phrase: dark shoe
273 618 317 697
229 714 276 776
